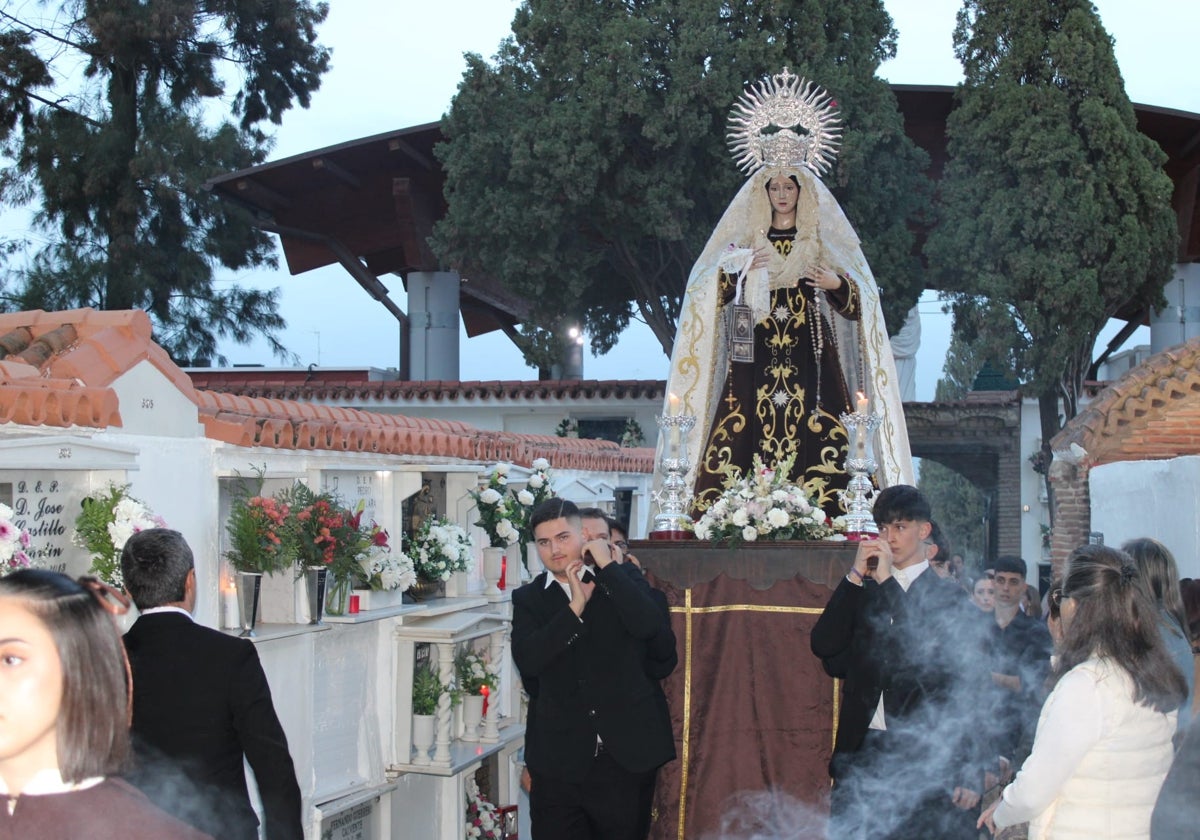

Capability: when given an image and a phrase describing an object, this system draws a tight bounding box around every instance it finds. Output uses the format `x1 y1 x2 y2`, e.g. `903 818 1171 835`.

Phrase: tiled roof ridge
1052 336 1200 465
195 389 655 472
185 375 668 402
0 307 654 473
0 307 197 397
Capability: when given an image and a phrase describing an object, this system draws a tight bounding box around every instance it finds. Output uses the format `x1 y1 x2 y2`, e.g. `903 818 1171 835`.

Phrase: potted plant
510 457 556 575
455 649 498 741
411 663 444 765
276 483 366 619
224 473 295 635
469 464 521 595
74 484 166 587
408 515 473 599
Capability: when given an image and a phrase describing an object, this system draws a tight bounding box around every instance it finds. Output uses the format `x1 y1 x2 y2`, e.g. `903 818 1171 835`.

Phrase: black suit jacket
811 569 988 785
512 563 676 784
123 612 304 840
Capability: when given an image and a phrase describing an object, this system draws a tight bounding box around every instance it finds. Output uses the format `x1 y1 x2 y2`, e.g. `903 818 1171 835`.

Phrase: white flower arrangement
0 503 35 575
693 454 842 546
464 776 504 840
356 544 416 592
469 465 521 548
455 649 499 695
411 516 474 581
73 484 166 587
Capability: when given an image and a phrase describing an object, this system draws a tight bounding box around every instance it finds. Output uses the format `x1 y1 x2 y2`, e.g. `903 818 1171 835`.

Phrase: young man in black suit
512 498 675 839
811 485 987 839
120 528 304 840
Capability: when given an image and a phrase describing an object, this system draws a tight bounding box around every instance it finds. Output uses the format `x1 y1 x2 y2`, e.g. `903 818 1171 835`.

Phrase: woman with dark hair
978 545 1187 839
1123 537 1194 730
0 568 212 839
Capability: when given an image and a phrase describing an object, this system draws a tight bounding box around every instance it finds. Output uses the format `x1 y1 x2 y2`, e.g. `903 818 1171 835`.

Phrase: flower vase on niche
482 546 504 596
325 574 352 616
411 715 435 765
461 693 485 742
304 566 328 624
236 572 262 637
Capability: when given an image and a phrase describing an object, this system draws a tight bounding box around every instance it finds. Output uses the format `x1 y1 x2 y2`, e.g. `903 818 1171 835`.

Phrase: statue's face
766 175 799 219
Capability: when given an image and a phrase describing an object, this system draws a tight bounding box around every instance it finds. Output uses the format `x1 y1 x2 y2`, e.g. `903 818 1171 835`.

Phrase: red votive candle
348 594 360 614
500 554 507 591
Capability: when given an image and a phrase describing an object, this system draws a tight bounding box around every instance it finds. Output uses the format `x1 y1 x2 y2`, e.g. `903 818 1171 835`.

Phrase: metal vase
236 572 262 637
305 566 328 625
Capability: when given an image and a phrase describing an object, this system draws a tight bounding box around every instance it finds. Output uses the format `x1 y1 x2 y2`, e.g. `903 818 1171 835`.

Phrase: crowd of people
2 487 1195 840
811 484 1198 840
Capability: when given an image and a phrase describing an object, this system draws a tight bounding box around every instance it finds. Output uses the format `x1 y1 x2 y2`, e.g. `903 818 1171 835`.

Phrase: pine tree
0 1 330 364
433 0 929 368
925 0 1177 488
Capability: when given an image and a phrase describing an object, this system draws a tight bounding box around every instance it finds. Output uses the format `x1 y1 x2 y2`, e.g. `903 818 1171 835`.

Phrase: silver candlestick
838 408 882 538
652 413 696 535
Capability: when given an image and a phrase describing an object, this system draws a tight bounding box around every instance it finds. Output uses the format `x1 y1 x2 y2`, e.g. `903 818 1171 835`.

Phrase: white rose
479 488 502 505
107 520 136 550
495 463 511 475
810 509 826 524
730 508 750 527
742 526 758 542
693 522 710 541
767 508 790 528
496 519 518 542
532 458 550 471
528 474 544 489
771 490 789 502
517 489 535 506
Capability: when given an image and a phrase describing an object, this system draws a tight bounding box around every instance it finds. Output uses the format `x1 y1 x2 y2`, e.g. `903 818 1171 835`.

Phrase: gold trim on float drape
668 593 833 840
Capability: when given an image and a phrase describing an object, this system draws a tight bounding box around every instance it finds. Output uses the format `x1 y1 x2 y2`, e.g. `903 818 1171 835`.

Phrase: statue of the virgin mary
660 69 914 516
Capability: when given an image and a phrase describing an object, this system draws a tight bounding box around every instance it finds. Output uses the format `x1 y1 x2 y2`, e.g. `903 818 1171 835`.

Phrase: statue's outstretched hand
804 265 843 291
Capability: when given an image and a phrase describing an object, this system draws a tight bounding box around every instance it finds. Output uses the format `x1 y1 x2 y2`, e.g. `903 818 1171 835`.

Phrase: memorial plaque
323 471 378 523
0 471 91 576
320 799 375 840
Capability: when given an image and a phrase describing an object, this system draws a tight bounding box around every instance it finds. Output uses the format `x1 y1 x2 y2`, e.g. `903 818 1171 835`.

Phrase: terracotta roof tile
185 373 666 404
1 308 654 474
1053 337 1200 467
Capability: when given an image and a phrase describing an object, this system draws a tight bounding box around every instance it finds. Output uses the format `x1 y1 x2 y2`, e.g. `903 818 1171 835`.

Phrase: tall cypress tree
0 2 330 364
433 0 929 368
926 0 1177 484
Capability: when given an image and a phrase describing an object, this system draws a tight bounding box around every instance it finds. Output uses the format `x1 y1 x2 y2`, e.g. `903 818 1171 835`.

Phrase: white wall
1089 455 1200 578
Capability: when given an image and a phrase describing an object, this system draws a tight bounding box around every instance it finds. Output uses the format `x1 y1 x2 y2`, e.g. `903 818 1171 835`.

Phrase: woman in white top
979 545 1188 839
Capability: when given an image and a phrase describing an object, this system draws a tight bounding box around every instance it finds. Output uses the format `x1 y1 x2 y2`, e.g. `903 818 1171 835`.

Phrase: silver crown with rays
727 68 842 176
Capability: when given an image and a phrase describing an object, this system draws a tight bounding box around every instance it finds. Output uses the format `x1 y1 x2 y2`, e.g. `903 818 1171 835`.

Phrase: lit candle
223 581 239 629
668 392 680 415
854 392 868 456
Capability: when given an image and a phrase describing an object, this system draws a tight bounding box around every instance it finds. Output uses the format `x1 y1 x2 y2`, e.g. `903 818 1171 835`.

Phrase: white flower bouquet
693 454 841 546
469 464 521 548
411 516 474 581
74 484 166 586
356 543 417 592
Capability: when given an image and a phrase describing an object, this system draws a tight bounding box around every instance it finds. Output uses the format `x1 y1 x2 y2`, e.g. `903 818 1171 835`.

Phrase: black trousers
829 729 978 840
529 749 656 840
